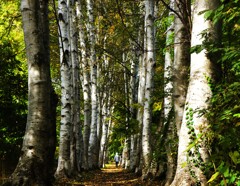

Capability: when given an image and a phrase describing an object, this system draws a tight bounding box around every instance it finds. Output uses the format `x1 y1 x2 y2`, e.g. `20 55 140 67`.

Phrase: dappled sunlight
63 163 161 186
102 163 123 173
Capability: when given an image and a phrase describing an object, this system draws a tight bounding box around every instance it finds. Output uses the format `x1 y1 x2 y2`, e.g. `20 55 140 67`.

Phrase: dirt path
63 163 161 186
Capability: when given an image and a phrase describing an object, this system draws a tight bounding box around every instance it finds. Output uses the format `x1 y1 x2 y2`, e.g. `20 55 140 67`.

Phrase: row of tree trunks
5 0 222 185
76 0 91 171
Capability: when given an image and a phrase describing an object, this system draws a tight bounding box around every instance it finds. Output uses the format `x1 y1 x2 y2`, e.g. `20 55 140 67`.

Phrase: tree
87 0 99 169
142 0 155 179
163 1 175 184
172 0 191 135
4 0 57 185
76 0 91 171
171 0 220 185
69 0 81 175
55 0 73 179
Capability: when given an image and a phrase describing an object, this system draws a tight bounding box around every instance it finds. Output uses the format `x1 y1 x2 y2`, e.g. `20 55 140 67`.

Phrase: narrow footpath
63 163 162 186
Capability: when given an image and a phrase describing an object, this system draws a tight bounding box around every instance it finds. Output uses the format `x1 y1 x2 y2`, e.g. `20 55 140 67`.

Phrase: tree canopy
1 0 240 185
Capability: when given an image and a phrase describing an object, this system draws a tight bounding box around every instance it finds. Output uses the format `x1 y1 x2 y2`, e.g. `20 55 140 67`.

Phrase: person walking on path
114 153 120 167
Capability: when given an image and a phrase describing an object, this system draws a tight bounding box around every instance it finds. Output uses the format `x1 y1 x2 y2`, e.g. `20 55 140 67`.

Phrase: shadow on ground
56 163 162 186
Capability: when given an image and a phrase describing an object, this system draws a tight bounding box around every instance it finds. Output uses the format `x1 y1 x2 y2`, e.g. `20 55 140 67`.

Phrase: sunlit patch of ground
64 162 162 186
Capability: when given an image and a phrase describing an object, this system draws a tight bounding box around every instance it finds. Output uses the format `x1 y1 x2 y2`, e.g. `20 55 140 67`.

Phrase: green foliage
108 132 124 160
185 107 206 184
0 41 27 160
0 1 27 162
111 103 139 137
204 1 240 184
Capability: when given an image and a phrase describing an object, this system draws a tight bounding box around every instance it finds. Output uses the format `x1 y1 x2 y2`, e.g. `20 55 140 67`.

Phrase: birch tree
142 0 155 179
135 28 145 175
171 0 220 185
173 0 191 135
55 0 73 179
69 0 81 174
76 0 91 170
5 0 57 184
87 0 99 170
129 52 139 171
163 1 175 185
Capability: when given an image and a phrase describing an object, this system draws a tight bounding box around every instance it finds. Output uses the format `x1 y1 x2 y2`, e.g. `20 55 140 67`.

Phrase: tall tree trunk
98 36 111 168
76 0 91 171
69 0 81 175
163 1 176 185
142 0 155 180
135 28 145 175
99 94 109 168
87 0 99 170
173 0 191 135
129 52 139 172
5 0 57 185
55 0 73 179
171 0 220 185
122 53 131 170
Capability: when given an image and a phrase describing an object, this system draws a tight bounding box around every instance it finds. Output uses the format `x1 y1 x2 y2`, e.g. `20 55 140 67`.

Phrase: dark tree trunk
3 0 57 185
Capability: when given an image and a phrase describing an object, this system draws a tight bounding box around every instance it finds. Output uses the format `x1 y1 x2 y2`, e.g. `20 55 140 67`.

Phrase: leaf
233 113 240 118
190 45 204 54
181 162 187 168
208 172 220 183
204 10 213 20
185 134 203 152
236 122 240 127
223 167 229 177
229 151 240 165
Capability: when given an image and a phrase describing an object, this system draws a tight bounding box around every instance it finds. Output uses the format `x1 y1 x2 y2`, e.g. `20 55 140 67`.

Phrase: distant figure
114 152 120 167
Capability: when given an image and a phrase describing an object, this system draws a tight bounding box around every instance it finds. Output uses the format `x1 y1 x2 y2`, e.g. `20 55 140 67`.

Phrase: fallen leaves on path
59 163 162 186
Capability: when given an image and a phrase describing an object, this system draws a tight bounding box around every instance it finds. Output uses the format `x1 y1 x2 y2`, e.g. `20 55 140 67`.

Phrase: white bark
171 0 219 185
129 53 139 171
69 0 81 174
99 93 109 168
135 28 145 174
173 0 191 135
87 0 99 169
164 1 176 185
123 53 131 170
55 0 73 179
142 0 155 179
76 0 91 170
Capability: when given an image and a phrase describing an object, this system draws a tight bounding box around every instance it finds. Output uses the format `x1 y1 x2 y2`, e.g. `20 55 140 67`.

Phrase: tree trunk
69 0 81 175
142 0 155 180
87 0 99 170
122 53 131 170
171 0 220 185
129 52 139 172
4 0 57 185
173 0 191 135
55 0 73 179
135 28 145 175
99 91 109 168
163 1 176 185
76 0 91 171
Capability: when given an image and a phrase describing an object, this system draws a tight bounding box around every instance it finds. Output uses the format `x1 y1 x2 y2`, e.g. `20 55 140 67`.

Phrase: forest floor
55 163 163 186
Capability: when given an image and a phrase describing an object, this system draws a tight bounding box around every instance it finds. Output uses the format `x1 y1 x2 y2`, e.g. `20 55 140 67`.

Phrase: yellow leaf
181 162 187 168
207 172 220 183
236 122 240 127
